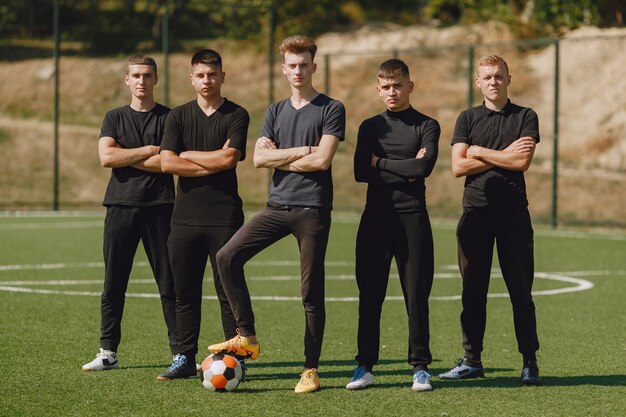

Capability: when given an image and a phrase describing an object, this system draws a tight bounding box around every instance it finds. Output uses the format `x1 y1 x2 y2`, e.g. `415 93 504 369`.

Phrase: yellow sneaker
294 368 320 393
207 330 260 360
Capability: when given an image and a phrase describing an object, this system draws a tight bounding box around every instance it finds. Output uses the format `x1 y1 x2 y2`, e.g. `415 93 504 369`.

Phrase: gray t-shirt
262 94 345 209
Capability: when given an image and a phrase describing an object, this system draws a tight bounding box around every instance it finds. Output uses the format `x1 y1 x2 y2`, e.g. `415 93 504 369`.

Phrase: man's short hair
478 55 509 75
191 49 222 69
127 55 157 74
377 59 410 80
279 35 317 61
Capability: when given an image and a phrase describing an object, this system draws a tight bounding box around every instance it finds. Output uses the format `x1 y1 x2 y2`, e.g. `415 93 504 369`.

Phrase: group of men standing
82 35 542 393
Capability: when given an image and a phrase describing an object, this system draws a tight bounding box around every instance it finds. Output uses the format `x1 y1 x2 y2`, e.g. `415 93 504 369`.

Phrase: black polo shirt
451 100 539 209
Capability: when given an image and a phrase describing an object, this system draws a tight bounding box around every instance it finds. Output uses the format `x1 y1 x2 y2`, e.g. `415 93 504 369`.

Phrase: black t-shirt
261 94 345 209
354 106 440 213
451 100 540 209
99 103 174 207
161 99 249 226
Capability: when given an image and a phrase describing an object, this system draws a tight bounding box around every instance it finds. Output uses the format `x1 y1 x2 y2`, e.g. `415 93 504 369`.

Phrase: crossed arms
160 139 242 177
98 137 164 173
451 136 536 178
253 134 340 172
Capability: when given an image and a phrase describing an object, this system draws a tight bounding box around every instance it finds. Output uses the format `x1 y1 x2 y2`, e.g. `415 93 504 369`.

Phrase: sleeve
160 108 184 154
261 104 276 141
322 100 346 142
377 118 440 179
450 110 470 146
227 106 250 161
99 110 118 140
354 119 406 185
521 108 540 143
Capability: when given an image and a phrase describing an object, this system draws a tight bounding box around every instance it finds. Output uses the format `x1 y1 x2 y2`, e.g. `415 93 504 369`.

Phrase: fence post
551 38 560 228
324 54 330 95
268 5 275 105
161 7 170 108
53 0 60 210
467 44 474 109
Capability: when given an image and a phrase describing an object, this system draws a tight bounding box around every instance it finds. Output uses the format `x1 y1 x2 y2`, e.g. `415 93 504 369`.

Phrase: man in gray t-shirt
207 35 345 394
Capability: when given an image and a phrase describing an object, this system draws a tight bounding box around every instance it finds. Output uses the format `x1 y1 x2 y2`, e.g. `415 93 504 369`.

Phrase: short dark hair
191 49 222 69
127 55 157 74
377 59 410 79
279 35 317 61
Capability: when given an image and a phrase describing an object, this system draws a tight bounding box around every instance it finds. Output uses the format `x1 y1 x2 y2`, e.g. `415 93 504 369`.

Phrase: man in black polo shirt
439 55 541 385
82 55 176 372
208 35 345 393
347 59 440 392
156 49 249 380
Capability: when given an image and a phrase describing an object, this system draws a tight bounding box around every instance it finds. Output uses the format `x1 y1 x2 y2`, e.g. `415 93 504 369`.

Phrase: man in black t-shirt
207 36 345 393
82 55 176 372
347 59 440 392
156 49 249 380
439 55 542 385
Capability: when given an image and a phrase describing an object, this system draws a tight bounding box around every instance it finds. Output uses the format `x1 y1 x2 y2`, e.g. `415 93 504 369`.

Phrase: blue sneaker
346 366 374 390
412 370 433 391
157 354 197 380
521 363 541 385
439 359 485 380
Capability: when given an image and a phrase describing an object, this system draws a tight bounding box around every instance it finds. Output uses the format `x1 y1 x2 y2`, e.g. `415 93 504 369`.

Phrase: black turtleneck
354 106 440 212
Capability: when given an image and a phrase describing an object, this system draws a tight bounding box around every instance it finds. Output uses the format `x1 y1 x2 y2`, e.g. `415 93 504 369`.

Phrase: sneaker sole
412 384 433 392
346 382 373 390
81 364 119 372
208 347 260 360
438 370 484 380
294 385 320 393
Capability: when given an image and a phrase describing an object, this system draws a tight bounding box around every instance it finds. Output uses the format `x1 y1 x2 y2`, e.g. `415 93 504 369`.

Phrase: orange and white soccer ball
200 353 243 392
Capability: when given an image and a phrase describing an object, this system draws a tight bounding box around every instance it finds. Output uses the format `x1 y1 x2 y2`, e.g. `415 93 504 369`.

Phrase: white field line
0 267 608 301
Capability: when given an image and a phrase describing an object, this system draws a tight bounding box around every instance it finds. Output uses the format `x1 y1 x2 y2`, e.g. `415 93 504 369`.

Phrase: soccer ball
200 353 243 392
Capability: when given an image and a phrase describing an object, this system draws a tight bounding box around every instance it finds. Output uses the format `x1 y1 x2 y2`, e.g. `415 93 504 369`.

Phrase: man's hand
416 147 426 159
256 136 277 149
504 136 535 153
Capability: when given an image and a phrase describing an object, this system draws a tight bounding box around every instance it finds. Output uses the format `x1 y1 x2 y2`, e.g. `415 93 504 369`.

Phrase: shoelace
169 354 187 370
299 369 317 385
96 349 115 359
352 367 368 381
414 370 430 384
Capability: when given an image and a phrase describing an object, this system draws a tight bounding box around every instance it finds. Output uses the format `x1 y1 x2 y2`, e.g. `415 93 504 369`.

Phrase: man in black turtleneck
347 59 440 392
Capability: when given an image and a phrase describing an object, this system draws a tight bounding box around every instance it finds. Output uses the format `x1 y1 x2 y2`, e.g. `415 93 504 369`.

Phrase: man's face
190 63 224 99
282 51 316 88
125 64 157 99
377 75 413 111
476 64 510 104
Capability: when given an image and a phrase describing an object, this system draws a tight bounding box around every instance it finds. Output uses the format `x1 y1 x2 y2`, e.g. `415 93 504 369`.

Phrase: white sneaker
412 370 433 391
82 348 118 371
346 366 374 390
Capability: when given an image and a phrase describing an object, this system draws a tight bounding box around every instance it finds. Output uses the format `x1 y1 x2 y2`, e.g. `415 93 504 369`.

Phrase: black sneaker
521 363 542 385
157 354 198 380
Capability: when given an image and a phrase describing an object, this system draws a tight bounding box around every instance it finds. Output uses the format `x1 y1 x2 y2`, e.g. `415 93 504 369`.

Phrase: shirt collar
481 99 512 115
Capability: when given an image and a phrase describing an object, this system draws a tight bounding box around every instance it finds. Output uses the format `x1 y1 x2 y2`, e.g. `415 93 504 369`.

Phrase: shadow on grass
429 374 626 389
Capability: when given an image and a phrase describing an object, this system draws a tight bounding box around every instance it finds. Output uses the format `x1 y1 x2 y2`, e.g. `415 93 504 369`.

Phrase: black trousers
100 204 176 354
355 209 434 371
217 206 331 369
457 207 539 362
167 223 241 358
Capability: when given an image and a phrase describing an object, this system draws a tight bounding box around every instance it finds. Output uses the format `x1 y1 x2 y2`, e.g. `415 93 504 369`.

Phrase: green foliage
0 1 624 54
